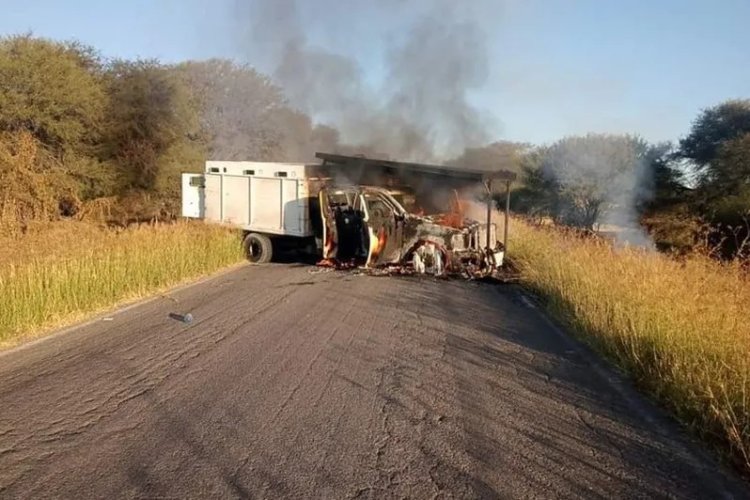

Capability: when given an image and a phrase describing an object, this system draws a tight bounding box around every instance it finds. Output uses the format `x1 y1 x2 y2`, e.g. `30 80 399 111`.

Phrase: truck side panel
224 176 250 225
190 164 315 238
204 174 222 222
282 179 301 234
251 178 283 231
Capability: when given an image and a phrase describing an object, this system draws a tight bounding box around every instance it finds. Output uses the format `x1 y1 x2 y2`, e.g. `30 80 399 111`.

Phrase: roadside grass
0 220 245 345
511 219 750 476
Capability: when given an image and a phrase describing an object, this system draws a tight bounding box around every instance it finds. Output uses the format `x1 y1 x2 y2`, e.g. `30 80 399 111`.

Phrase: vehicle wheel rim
248 241 262 260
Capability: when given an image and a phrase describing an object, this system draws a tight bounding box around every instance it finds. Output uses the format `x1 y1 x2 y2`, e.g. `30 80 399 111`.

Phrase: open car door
319 189 339 260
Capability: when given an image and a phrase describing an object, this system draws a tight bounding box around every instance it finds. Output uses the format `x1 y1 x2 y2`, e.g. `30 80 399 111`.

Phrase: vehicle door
362 191 405 266
319 188 338 259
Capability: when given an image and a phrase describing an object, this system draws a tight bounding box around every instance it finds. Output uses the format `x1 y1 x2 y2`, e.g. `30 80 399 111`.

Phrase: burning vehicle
181 153 515 278
320 185 503 277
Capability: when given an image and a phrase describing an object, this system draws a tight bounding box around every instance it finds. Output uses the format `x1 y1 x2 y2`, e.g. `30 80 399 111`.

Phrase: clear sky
1 0 748 146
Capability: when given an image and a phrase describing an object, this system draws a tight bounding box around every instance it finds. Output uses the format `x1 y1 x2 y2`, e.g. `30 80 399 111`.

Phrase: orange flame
433 190 466 229
371 227 388 260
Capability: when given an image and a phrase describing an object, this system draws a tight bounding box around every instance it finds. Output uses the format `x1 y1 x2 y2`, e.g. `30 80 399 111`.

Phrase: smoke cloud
233 0 495 161
228 1 655 247
539 134 655 249
602 160 655 250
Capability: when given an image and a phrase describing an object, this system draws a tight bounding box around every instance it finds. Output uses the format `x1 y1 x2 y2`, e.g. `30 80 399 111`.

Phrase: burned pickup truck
320 185 504 277
181 153 515 277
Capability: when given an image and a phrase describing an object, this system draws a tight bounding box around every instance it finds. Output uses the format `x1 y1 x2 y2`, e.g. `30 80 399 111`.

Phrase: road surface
0 264 746 499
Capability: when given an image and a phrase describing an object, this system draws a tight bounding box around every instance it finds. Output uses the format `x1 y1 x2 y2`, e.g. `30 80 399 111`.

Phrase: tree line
502 100 750 258
0 34 340 231
1 35 748 257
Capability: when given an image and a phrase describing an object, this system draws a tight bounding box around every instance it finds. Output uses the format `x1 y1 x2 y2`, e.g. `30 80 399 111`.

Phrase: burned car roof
315 152 517 183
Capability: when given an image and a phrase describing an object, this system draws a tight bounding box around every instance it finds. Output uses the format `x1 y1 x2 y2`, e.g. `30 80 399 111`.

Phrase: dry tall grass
0 220 245 345
511 219 750 476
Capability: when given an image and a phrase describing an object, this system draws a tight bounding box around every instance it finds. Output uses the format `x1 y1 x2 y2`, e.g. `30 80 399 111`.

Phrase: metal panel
282 179 300 233
181 174 204 218
204 174 222 223
223 176 250 225
250 178 283 230
296 181 311 235
193 167 314 237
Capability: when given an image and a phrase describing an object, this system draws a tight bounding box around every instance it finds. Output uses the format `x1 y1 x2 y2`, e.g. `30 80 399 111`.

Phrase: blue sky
1 0 748 145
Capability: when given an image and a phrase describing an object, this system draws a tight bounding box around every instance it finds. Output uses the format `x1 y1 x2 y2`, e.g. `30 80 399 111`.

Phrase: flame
323 223 336 257
377 227 388 254
433 189 466 229
370 226 388 261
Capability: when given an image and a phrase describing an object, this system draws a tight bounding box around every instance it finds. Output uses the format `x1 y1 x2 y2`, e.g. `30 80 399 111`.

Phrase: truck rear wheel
243 233 273 264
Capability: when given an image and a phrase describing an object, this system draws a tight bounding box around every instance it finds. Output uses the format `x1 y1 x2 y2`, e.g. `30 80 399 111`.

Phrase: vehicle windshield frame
363 190 407 217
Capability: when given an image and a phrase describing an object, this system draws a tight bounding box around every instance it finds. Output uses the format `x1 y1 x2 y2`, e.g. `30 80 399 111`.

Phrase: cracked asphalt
0 264 746 499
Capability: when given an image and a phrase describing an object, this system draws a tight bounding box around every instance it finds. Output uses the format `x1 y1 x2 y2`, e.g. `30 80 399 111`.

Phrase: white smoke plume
539 134 655 249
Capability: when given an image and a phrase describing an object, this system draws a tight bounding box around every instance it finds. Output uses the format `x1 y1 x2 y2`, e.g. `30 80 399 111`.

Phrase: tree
0 131 74 229
507 146 556 221
680 100 750 166
636 142 704 254
105 60 202 192
637 142 690 208
0 35 112 221
677 100 750 257
178 59 343 163
679 100 750 191
519 134 649 231
0 35 106 152
707 132 750 195
177 59 287 160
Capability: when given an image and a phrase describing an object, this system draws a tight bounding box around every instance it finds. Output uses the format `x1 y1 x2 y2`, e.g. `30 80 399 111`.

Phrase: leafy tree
637 143 703 254
0 35 112 221
707 132 750 195
0 35 106 152
0 131 75 228
177 59 287 160
679 100 750 172
507 147 558 221
105 60 202 192
525 134 649 230
639 142 688 206
177 59 340 163
678 100 750 257
679 99 750 203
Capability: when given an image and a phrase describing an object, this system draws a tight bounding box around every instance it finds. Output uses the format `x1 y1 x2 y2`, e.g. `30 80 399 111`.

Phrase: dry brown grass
0 220 245 346
511 218 750 476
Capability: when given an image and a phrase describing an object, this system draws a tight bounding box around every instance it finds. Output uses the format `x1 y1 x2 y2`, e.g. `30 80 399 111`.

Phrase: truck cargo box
182 161 315 237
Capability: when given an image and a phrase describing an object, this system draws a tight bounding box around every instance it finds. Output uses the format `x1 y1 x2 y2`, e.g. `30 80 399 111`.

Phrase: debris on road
169 312 193 324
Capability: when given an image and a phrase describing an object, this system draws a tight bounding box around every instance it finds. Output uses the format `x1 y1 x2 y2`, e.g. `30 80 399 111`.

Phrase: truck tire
243 233 273 264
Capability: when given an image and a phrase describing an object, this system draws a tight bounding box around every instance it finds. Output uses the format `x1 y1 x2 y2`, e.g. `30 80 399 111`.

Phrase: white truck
182 154 515 277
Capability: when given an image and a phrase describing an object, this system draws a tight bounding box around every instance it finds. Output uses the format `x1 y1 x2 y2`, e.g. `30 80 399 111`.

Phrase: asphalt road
0 264 746 499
